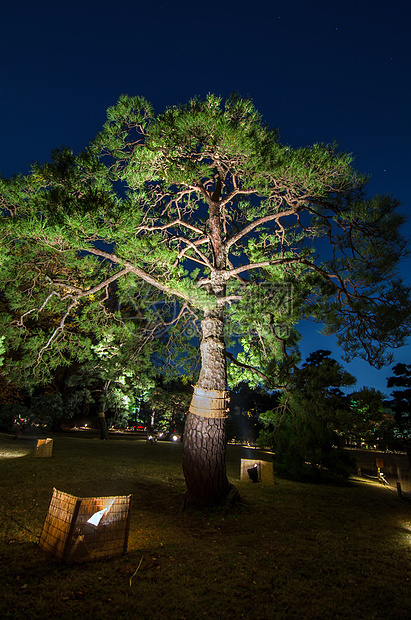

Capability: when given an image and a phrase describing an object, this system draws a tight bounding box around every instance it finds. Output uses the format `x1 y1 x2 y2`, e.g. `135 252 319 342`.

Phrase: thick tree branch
136 218 205 237
51 267 132 296
173 236 213 269
219 187 256 208
86 247 194 303
225 256 306 278
18 267 132 325
225 351 269 383
225 209 298 250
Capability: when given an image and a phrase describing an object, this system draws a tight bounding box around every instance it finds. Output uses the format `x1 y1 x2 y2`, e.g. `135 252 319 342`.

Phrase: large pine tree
1 94 410 505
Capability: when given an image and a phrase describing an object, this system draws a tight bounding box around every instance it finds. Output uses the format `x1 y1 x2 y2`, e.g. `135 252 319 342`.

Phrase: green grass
1 432 411 619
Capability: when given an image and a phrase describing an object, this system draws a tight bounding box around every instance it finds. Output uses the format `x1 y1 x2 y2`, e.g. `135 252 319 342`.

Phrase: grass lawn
1 432 410 619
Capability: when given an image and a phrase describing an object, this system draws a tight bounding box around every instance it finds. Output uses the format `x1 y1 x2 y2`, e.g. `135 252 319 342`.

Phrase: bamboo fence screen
39 488 132 562
33 438 53 458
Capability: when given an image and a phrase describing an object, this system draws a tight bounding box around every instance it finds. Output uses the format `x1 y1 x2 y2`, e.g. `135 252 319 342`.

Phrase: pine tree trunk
182 315 231 506
181 195 240 507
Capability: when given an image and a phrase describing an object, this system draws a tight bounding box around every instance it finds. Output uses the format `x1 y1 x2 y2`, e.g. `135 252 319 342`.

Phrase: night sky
1 0 410 394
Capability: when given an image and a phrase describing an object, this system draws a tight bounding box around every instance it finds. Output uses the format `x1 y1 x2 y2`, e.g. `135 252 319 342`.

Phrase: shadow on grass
1 434 411 619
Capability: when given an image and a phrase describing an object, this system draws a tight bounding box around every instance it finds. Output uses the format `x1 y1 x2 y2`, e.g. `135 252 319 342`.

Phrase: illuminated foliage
348 386 387 444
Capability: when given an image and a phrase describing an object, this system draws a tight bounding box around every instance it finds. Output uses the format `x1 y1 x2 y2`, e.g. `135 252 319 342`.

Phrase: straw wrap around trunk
189 386 230 419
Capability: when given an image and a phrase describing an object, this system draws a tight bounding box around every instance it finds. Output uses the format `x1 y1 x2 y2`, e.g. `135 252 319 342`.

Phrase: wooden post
64 498 82 562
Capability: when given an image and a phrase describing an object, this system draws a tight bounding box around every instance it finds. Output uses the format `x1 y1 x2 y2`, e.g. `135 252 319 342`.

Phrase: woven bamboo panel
39 488 132 562
189 386 230 419
240 459 275 484
33 438 53 458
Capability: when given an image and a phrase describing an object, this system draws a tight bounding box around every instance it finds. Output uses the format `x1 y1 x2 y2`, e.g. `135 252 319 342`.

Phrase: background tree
1 94 410 506
0 261 157 435
0 372 25 407
78 335 156 439
148 377 192 437
348 387 387 447
0 332 29 433
228 382 279 444
259 350 357 479
387 363 411 465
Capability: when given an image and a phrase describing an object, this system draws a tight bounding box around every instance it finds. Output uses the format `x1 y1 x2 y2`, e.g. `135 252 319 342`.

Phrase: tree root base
179 483 243 513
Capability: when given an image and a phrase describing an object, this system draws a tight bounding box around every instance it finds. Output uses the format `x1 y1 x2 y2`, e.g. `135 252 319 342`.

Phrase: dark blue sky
1 0 410 393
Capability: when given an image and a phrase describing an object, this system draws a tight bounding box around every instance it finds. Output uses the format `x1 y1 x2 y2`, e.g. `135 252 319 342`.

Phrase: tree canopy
1 94 409 375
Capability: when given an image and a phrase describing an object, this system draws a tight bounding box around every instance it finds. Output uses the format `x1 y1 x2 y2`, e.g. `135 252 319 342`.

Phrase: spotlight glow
0 448 30 459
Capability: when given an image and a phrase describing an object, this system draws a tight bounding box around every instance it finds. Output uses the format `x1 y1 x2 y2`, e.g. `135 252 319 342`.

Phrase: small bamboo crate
240 458 275 484
39 488 132 562
33 438 53 458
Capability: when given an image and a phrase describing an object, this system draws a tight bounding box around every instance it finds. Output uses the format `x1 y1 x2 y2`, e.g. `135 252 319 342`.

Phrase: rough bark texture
182 412 229 506
182 314 231 506
197 317 226 390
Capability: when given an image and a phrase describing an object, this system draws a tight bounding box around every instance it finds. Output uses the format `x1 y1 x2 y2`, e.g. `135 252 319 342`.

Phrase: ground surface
0 432 410 619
